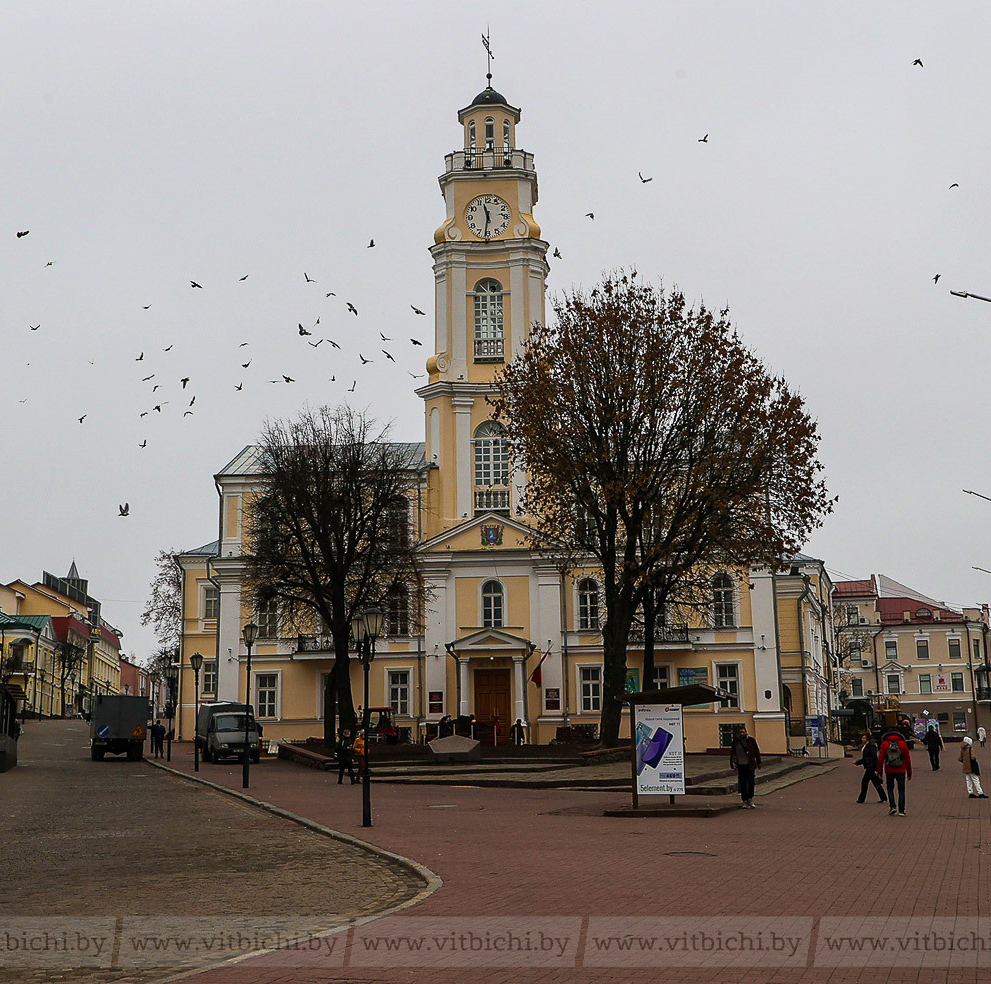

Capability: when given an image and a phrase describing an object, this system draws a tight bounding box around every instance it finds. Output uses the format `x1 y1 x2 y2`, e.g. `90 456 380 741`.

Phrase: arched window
711 573 735 628
578 578 599 630
503 119 511 149
482 580 504 627
467 120 476 148
484 116 495 149
473 421 510 514
473 278 504 361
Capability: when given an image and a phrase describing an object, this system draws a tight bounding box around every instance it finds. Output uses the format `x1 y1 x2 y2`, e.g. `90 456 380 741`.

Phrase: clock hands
483 205 491 238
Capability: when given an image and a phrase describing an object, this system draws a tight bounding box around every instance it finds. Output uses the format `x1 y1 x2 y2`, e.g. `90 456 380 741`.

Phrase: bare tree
492 273 834 745
141 548 182 660
244 405 422 744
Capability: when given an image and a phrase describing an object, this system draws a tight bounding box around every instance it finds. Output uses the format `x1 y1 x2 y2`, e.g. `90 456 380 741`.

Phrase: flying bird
153 404 166 412
949 183 959 189
380 331 392 341
553 247 562 258
638 171 653 183
411 305 426 315
359 353 372 364
326 338 340 349
913 58 923 67
184 411 194 416
16 230 29 238
190 281 202 288
118 503 129 517
163 345 173 351
298 324 312 336
181 377 190 388
325 291 336 297
142 374 155 381
29 324 40 331
136 352 144 361
329 375 336 382
349 380 356 392
346 302 358 316
408 371 424 378
585 212 594 220
282 375 295 383
188 396 195 406
235 382 243 391
239 274 249 281
382 350 395 362
78 415 87 423
152 385 161 392
410 338 422 346
367 239 375 248
304 272 315 283
238 342 249 347
933 274 941 283
142 305 151 310
698 133 709 143
308 339 324 347
242 361 251 368
138 440 147 448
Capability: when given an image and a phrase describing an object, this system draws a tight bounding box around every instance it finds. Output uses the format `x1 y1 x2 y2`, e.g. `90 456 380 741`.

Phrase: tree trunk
642 591 656 693
322 664 337 748
600 615 632 746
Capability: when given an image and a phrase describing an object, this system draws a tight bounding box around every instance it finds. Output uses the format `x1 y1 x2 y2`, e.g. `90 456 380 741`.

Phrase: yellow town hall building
174 82 837 755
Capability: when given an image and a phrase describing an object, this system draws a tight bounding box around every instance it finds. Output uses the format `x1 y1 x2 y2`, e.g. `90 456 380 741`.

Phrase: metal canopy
625 684 733 706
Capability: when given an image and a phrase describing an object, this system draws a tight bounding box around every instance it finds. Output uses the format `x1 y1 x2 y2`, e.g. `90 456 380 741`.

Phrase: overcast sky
4 2 991 661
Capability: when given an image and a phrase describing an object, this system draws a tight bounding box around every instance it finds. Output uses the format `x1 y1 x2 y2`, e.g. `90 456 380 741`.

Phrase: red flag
530 647 550 688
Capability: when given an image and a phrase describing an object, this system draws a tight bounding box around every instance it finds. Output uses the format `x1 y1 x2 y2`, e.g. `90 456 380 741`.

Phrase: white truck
196 702 261 763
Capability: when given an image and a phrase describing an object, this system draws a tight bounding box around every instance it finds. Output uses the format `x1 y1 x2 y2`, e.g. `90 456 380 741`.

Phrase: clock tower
417 82 549 538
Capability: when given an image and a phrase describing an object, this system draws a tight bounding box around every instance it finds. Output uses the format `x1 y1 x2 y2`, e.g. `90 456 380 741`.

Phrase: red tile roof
834 579 875 597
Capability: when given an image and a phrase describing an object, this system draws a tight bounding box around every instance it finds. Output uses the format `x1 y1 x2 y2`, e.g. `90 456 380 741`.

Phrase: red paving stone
157 743 991 984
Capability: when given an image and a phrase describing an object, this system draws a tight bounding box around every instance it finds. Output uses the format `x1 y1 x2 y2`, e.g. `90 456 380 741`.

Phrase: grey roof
470 85 510 107
181 540 219 557
216 443 426 478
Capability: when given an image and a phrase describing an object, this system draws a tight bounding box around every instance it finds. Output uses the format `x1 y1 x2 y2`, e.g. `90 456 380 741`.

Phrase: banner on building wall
936 674 950 692
633 703 685 796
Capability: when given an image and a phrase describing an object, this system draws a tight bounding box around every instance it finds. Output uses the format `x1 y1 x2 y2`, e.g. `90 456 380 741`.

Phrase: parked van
195 702 261 763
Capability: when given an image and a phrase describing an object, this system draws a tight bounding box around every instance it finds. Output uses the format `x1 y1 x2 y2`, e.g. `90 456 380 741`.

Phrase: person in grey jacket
729 725 762 809
854 732 887 804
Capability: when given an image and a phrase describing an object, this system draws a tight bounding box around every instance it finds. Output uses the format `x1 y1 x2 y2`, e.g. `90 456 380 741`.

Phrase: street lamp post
241 622 258 789
165 665 178 763
190 652 204 772
149 671 160 720
69 672 76 718
350 607 383 828
38 667 46 720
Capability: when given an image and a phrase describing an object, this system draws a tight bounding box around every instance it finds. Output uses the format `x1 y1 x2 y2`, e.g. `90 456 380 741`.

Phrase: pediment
879 659 902 672
419 512 542 553
449 627 534 653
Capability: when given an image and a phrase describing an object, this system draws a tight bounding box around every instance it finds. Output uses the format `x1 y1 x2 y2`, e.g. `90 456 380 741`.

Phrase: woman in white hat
959 737 988 798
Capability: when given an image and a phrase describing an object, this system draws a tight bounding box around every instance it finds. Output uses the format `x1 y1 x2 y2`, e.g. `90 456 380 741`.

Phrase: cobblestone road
0 720 430 984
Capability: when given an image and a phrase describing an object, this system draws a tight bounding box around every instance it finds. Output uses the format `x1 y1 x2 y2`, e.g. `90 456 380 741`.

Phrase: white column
216 579 243 702
453 397 475 520
423 573 450 717
512 656 526 723
458 658 470 716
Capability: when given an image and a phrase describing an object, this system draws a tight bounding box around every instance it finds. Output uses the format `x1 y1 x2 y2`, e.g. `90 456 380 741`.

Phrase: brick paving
0 720 428 984
159 737 990 984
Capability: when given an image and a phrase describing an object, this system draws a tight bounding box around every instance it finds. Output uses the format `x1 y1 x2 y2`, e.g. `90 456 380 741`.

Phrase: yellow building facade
175 83 839 756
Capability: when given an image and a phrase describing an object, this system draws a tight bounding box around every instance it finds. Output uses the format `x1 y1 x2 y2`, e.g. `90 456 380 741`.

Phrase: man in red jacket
878 729 912 816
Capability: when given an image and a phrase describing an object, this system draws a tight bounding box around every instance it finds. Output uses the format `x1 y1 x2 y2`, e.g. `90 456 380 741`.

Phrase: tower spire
481 28 494 88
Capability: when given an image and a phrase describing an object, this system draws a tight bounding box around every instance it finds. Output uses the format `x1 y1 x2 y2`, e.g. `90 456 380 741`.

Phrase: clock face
465 195 511 240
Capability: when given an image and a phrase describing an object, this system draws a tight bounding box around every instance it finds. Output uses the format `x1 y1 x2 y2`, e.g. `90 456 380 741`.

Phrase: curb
144 757 443 983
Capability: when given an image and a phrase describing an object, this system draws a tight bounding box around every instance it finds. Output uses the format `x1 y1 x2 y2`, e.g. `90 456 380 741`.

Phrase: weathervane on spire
481 27 494 86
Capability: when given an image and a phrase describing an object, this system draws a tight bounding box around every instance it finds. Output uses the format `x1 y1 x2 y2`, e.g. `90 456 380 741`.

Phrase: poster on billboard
633 703 685 796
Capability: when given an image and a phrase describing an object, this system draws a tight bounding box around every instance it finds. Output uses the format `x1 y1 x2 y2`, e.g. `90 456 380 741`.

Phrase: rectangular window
715 663 740 709
255 673 278 718
387 589 410 637
846 605 859 626
937 712 950 727
256 597 279 638
202 660 217 695
580 666 601 712
388 670 410 716
203 587 219 620
948 638 961 659
951 672 965 693
428 690 444 715
887 673 900 695
851 678 863 697
651 665 670 690
974 639 982 661
849 638 862 663
885 639 897 661
718 723 739 748
919 674 932 694
953 712 967 732
916 639 929 660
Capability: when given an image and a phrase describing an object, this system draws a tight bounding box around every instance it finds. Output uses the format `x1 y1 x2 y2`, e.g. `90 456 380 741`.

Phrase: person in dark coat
729 725 762 809
335 729 358 785
510 718 525 746
854 732 887 804
878 730 912 816
922 725 944 770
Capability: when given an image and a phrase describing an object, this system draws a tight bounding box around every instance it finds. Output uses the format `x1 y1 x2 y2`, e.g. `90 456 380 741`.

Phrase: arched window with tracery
473 421 510 515
473 278 504 361
577 578 600 630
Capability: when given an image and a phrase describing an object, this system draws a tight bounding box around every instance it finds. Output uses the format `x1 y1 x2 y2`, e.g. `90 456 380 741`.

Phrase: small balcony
295 634 334 655
474 487 510 516
624 624 691 645
445 147 534 173
474 337 504 362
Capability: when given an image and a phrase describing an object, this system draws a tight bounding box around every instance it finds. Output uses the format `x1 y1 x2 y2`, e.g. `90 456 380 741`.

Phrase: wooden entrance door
474 668 512 745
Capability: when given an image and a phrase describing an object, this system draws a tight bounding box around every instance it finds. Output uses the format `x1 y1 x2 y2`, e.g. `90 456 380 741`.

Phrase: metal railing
445 148 534 173
623 624 690 645
474 336 504 361
296 634 334 654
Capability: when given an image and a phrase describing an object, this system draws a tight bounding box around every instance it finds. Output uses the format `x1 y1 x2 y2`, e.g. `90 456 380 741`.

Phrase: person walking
878 729 912 816
922 725 944 771
959 736 988 798
151 719 165 758
729 724 762 809
854 732 887 804
978 726 987 748
510 718 526 746
335 729 358 785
